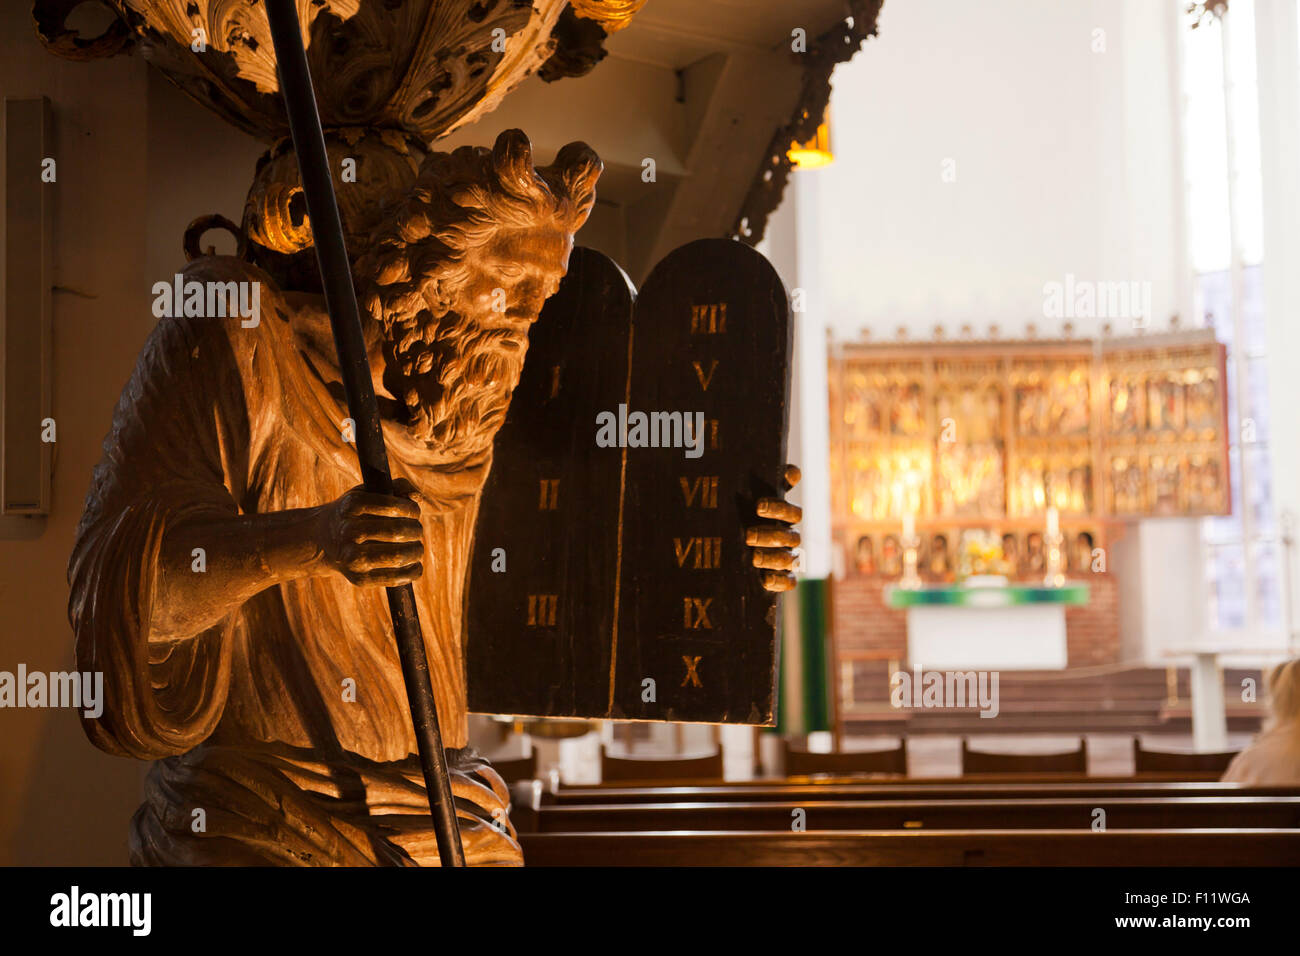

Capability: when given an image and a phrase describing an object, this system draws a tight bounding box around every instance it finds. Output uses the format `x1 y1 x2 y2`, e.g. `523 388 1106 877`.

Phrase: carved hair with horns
356 129 603 319
350 130 601 454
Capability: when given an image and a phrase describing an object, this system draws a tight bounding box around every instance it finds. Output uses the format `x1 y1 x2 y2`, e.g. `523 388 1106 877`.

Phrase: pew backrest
491 747 538 784
1134 739 1239 774
520 829 1300 866
600 746 724 783
962 737 1088 774
548 780 1296 805
521 796 1300 833
784 739 907 776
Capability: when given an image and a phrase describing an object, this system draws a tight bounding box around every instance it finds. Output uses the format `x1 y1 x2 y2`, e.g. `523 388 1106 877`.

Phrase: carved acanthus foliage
568 0 648 34
34 0 574 144
731 0 884 248
31 0 134 60
120 0 361 93
538 6 610 83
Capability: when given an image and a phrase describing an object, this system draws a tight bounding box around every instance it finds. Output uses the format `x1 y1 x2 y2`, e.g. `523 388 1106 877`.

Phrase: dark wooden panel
520 829 1300 866
2 97 53 514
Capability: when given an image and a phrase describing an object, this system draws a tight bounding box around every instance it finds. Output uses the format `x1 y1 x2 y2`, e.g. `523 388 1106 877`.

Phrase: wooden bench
1134 739 1240 774
545 779 1291 805
489 747 538 784
784 739 907 776
519 829 1300 866
599 746 724 782
517 796 1300 833
961 737 1088 774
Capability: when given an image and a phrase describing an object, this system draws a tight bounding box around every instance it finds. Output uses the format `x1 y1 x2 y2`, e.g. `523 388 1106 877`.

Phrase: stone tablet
467 239 791 725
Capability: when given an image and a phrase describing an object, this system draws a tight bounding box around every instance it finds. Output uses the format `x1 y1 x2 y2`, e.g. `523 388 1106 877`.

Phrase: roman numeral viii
674 537 722 569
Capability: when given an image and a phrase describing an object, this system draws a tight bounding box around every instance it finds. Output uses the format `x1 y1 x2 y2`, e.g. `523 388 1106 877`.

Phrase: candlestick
1044 509 1065 588
900 514 921 590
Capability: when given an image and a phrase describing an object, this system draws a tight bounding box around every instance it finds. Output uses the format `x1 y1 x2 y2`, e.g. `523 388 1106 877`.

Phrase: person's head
356 129 602 461
1265 659 1300 729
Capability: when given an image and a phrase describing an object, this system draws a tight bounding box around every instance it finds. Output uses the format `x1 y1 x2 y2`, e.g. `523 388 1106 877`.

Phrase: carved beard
384 305 529 461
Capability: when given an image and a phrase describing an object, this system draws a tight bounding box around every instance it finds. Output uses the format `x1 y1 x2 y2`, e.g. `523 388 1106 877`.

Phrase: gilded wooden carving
39 0 802 867
36 0 570 141
68 129 602 865
568 0 648 33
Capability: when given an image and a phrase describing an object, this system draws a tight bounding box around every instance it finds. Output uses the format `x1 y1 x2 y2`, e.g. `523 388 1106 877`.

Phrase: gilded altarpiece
830 332 1230 583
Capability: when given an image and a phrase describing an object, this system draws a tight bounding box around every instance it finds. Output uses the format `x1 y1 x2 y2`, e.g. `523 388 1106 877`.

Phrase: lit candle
902 513 915 540
1046 506 1059 538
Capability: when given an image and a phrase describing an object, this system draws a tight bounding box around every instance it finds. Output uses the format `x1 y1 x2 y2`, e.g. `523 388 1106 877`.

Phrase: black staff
264 0 466 867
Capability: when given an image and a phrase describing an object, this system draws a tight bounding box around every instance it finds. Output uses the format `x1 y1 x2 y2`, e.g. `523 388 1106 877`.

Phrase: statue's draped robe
69 259 520 866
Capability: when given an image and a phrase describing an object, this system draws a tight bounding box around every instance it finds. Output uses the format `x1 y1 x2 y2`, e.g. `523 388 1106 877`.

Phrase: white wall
760 175 834 581
815 0 1184 342
1256 0 1300 653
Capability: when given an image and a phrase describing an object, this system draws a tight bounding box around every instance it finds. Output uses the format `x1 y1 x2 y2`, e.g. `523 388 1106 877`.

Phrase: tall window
1180 0 1282 640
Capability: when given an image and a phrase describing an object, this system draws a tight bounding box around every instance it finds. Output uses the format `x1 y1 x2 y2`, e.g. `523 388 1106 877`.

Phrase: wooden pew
599 746 724 782
519 796 1300 833
490 747 538 784
519 829 1300 866
1134 739 1240 774
545 779 1297 806
962 737 1087 774
784 739 907 776
513 775 1300 866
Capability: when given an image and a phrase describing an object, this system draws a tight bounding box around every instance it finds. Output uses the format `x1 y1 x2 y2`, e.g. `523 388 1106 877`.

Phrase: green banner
775 577 832 735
